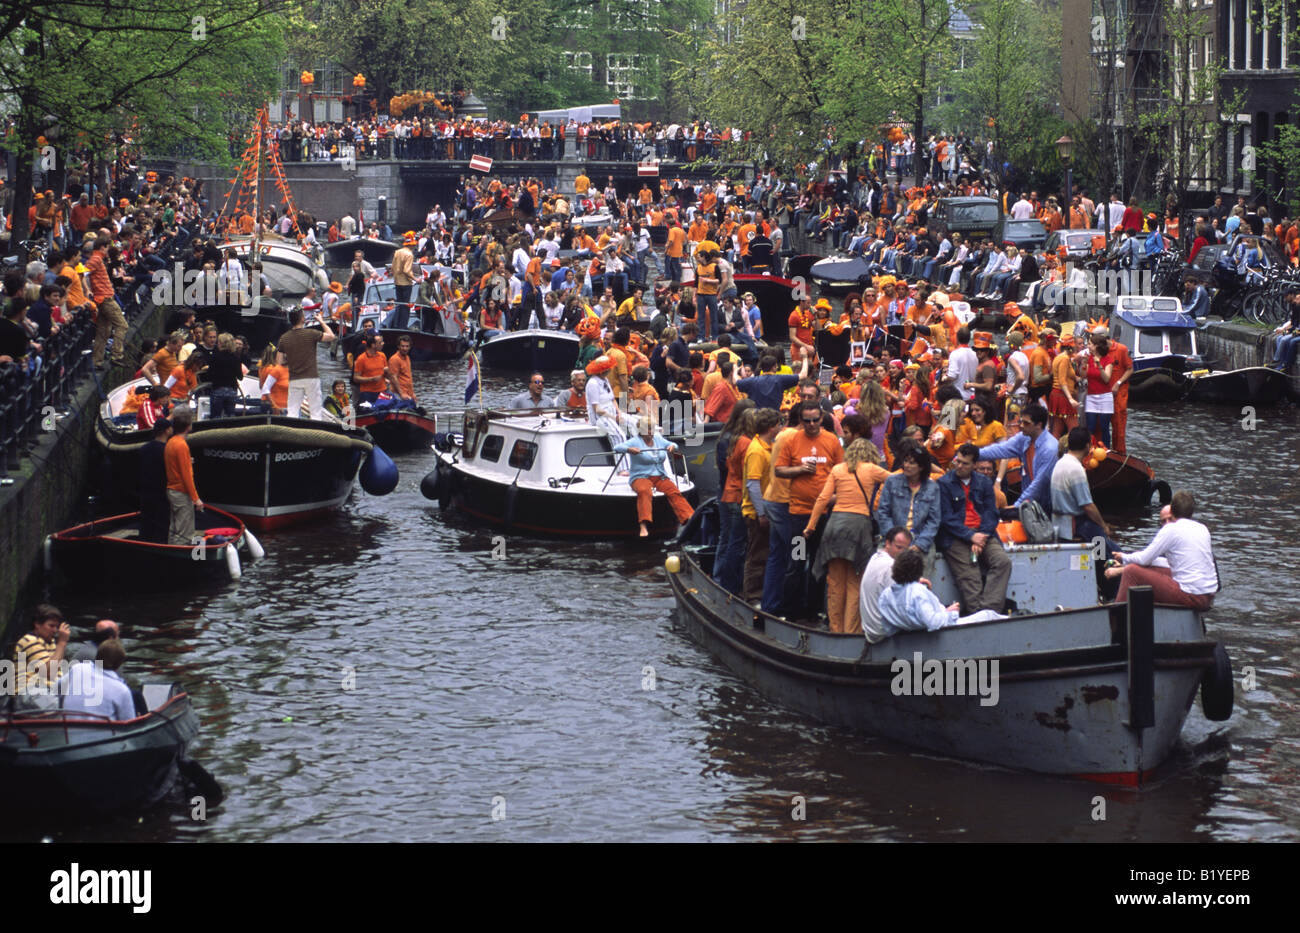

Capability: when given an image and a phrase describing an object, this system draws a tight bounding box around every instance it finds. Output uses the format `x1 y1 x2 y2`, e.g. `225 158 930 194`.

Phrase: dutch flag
465 350 480 405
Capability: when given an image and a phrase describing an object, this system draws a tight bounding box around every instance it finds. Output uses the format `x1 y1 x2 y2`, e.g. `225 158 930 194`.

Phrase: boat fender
243 528 266 561
226 544 242 580
1150 480 1172 506
43 536 53 574
438 464 455 511
420 468 442 501
1200 641 1234 722
503 480 518 527
665 554 681 574
178 757 225 805
360 446 399 495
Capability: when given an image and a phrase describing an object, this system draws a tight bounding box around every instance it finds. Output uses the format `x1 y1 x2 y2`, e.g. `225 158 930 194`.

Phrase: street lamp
1056 134 1074 225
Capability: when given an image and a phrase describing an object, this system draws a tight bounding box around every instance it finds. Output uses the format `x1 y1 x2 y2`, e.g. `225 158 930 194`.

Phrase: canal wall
1198 320 1300 401
0 299 170 643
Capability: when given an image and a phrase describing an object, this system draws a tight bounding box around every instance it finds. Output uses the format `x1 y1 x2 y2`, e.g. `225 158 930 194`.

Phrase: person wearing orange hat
584 353 629 456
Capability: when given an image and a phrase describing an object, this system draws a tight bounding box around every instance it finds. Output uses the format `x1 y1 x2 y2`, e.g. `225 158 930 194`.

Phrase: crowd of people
262 115 748 164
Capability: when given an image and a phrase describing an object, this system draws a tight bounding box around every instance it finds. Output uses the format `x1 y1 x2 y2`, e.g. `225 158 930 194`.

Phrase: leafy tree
1 0 286 244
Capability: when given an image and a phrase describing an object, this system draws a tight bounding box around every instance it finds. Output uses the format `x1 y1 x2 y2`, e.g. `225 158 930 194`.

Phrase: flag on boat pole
465 348 482 408
469 154 494 174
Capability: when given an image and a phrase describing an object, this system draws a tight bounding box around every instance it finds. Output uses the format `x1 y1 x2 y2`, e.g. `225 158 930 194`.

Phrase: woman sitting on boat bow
612 417 696 538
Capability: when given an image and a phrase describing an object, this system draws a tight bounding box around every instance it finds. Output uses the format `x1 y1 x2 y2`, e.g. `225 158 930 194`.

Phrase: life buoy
1201 641 1234 721
1150 479 1172 505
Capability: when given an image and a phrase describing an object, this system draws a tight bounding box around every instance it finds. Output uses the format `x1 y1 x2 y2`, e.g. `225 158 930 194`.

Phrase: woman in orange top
955 392 1006 447
903 362 934 428
259 346 290 414
166 355 200 402
803 438 891 634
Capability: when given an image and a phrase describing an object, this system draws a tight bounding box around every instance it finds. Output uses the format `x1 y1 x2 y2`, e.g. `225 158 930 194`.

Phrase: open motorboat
666 506 1233 784
322 236 398 268
45 506 261 587
95 376 397 531
337 272 468 362
0 684 211 818
353 399 440 454
477 325 581 372
422 409 697 537
809 253 874 295
1182 365 1289 406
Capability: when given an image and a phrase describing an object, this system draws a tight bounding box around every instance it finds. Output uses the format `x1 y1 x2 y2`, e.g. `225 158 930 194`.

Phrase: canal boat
354 404 440 454
808 253 874 295
665 527 1233 785
218 235 330 299
337 272 469 362
96 376 395 531
323 236 398 269
422 409 697 537
44 506 262 587
477 326 581 372
0 685 208 818
1182 365 1289 406
733 273 801 344
1005 447 1171 510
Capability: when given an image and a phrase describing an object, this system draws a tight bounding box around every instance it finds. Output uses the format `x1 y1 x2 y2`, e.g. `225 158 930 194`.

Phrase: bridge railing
269 134 742 165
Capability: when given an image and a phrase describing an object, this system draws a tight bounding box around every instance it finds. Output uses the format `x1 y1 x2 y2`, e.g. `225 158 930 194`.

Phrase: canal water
12 358 1300 843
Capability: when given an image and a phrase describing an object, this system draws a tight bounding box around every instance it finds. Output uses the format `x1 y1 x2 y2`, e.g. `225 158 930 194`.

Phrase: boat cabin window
565 435 615 467
1150 298 1179 312
508 439 538 470
1137 330 1165 355
1169 329 1194 357
480 434 505 462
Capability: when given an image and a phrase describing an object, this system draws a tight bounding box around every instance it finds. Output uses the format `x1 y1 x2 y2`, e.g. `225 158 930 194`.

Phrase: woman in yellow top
954 392 1006 448
803 438 892 634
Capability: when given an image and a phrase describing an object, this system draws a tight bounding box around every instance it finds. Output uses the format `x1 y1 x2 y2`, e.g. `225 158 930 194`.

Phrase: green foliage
1255 92 1300 217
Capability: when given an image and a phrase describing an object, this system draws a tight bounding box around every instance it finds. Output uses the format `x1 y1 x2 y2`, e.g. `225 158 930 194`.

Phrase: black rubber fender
1201 641 1234 722
437 464 455 511
420 468 441 502
1150 480 1172 506
502 480 518 526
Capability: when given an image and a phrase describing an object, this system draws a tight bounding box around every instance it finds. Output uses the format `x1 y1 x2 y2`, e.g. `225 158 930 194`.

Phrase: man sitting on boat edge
1104 490 1218 611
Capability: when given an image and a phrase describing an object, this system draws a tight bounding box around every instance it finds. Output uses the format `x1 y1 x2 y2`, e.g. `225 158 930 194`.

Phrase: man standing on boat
937 444 1012 615
976 403 1057 514
164 408 203 546
390 233 418 330
278 307 335 420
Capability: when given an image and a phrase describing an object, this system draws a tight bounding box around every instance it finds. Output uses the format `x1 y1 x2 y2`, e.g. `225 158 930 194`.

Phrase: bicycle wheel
1241 290 1264 324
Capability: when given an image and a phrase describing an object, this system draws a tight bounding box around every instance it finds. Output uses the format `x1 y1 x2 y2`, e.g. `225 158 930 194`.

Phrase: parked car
1000 218 1047 251
1040 228 1107 262
928 196 1002 245
1186 233 1286 276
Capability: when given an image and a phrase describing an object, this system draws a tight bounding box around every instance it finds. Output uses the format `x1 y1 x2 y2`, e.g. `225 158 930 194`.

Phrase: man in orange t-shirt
164 408 203 545
664 221 687 285
388 335 416 402
773 400 844 620
352 336 389 402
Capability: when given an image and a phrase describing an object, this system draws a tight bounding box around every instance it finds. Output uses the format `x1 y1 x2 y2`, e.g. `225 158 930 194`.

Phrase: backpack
1019 500 1055 544
1144 230 1164 257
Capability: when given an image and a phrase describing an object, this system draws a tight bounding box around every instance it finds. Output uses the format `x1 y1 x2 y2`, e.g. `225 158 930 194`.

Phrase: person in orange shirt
1108 332 1134 453
260 346 291 413
787 296 815 366
1047 333 1081 435
351 335 389 404
628 364 660 424
388 335 416 403
164 407 203 545
774 401 845 621
166 355 200 402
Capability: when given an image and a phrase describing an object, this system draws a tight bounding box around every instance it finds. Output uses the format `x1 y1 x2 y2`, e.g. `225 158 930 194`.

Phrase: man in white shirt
340 213 357 238
945 327 979 400
56 638 137 721
860 526 913 644
1105 490 1217 610
1010 194 1034 221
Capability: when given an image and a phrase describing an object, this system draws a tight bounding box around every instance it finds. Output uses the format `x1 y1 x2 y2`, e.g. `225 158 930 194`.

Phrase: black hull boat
809 254 874 295
340 326 466 363
422 409 697 538
165 300 290 355
97 378 388 531
1006 449 1171 510
45 506 260 587
1184 366 1289 406
323 236 398 268
1127 369 1187 403
0 687 203 818
665 543 1232 784
478 329 581 372
355 407 439 453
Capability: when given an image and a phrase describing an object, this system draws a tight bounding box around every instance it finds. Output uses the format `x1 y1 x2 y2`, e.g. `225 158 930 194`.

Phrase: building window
563 51 593 77
610 0 659 31
606 53 656 100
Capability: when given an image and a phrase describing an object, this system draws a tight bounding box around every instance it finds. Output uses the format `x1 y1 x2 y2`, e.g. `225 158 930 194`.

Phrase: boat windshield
1169 329 1195 357
1137 330 1165 356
